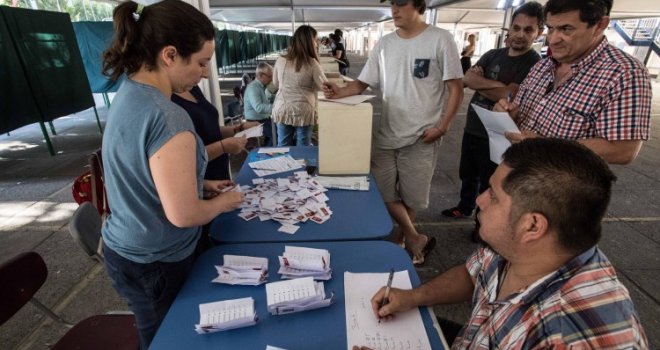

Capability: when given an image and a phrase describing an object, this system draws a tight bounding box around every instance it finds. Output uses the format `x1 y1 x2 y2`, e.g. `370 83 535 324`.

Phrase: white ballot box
321 61 339 74
317 101 372 175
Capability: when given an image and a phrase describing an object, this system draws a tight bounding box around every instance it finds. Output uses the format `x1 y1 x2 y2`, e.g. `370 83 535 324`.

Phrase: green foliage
0 0 113 21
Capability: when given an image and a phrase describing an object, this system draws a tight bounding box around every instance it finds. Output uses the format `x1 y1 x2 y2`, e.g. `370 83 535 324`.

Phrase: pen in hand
378 268 395 324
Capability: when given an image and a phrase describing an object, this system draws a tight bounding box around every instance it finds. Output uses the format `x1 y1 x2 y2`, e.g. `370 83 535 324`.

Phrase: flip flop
412 236 436 266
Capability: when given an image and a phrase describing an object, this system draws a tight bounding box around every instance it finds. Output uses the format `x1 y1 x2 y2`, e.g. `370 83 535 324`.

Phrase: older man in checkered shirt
495 0 652 165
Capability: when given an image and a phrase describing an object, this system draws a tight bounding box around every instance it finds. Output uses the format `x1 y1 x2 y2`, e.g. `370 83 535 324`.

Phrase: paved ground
1 53 658 349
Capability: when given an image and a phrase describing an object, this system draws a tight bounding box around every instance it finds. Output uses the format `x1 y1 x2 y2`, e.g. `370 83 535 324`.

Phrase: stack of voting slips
265 277 334 315
195 297 257 334
277 246 331 280
212 255 268 286
238 172 333 234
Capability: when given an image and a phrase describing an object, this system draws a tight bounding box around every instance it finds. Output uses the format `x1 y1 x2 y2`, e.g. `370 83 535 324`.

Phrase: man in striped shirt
495 0 652 165
362 138 648 349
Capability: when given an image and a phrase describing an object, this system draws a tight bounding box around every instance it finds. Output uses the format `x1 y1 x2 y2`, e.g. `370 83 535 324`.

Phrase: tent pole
39 121 55 156
93 106 103 134
48 121 56 135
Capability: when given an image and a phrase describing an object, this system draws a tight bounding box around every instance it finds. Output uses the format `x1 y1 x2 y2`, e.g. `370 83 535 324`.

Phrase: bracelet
219 139 225 153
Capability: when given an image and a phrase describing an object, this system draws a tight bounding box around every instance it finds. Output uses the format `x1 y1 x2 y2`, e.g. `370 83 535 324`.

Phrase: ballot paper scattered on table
238 172 333 233
212 255 268 286
471 103 521 164
248 154 303 177
258 147 290 154
195 297 257 334
235 124 263 138
265 277 333 315
314 176 369 191
278 246 332 280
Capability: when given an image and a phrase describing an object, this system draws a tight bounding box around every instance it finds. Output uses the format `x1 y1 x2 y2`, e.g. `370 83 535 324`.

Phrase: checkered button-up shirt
452 246 648 349
515 38 651 140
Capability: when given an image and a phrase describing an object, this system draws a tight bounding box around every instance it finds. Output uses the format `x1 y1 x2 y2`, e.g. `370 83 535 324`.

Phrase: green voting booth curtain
0 7 41 134
0 6 94 134
214 29 290 68
72 21 124 93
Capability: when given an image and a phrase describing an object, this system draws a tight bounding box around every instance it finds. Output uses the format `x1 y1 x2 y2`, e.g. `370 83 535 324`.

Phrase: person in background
330 33 349 76
272 25 327 146
334 28 345 47
356 138 648 349
323 0 463 265
243 62 275 147
495 0 651 165
460 34 476 74
441 2 544 241
101 1 243 347
172 88 258 181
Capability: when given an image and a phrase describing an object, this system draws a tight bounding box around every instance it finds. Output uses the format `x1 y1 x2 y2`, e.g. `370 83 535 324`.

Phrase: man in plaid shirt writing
495 0 652 164
358 138 648 349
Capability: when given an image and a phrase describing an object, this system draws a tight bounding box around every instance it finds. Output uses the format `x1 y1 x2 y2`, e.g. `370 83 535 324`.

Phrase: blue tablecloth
150 241 447 349
210 147 392 243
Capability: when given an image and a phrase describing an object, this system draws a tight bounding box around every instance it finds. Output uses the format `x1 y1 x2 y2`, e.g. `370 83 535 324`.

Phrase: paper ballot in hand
471 103 520 164
235 124 264 138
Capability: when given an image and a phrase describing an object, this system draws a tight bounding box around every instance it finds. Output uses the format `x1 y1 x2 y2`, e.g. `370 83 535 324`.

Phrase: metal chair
69 201 103 262
0 252 139 350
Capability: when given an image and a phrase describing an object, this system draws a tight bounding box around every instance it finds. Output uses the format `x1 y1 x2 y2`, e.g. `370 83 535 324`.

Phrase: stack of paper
212 255 268 286
235 124 263 139
314 176 370 191
238 172 333 234
195 297 257 334
248 154 304 177
277 246 332 280
265 277 334 315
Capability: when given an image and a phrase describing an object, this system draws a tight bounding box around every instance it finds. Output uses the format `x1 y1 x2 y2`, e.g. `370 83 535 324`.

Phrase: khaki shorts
371 138 441 210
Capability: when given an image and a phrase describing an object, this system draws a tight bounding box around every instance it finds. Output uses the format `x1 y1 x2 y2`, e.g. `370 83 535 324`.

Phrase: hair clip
133 4 144 21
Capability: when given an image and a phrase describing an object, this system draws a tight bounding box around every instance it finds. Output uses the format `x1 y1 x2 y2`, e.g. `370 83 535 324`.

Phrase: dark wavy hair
501 138 616 254
102 0 215 81
512 1 545 31
544 0 611 27
283 25 319 72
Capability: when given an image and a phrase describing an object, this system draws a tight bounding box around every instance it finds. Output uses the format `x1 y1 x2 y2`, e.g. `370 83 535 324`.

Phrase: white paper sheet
235 124 263 138
248 155 304 177
319 95 375 105
344 271 431 350
471 103 521 164
314 176 370 191
196 297 257 333
258 147 290 154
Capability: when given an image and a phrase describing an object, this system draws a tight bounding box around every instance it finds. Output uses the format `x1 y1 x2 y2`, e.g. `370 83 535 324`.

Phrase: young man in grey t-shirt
323 0 463 265
441 2 544 240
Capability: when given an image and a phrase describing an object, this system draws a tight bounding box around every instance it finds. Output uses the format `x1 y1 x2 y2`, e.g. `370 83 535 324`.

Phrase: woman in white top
272 25 327 146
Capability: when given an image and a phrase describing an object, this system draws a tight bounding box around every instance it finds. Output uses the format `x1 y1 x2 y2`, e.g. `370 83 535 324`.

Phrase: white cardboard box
317 101 372 175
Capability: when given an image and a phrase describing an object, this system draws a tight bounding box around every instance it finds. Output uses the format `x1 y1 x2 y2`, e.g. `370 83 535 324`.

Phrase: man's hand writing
370 286 416 322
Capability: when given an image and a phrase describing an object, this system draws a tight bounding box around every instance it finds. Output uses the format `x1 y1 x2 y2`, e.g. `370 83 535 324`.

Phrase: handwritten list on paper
344 271 431 350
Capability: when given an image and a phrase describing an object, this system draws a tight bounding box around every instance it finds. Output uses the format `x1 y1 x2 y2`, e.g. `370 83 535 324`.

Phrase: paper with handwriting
344 271 431 350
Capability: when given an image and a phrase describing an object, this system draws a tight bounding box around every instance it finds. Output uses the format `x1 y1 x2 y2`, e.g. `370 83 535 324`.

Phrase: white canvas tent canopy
207 0 660 33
